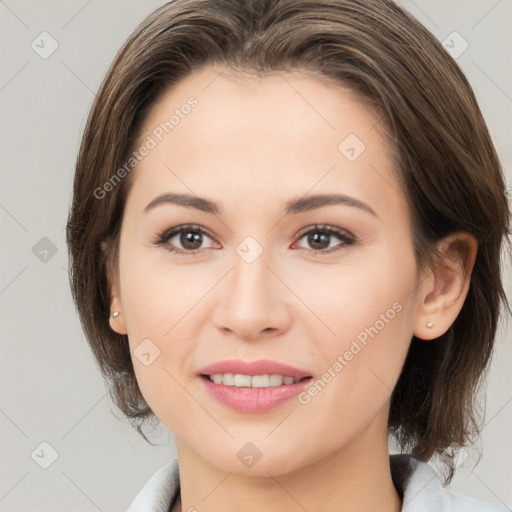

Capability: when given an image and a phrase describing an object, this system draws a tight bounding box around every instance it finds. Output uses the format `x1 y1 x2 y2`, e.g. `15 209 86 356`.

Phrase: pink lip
197 359 313 413
197 359 312 381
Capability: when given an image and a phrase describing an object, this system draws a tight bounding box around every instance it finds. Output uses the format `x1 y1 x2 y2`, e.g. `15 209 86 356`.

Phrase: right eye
153 224 219 256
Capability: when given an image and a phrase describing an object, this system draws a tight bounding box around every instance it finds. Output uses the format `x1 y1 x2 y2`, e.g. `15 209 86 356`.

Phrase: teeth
222 373 235 386
252 375 271 387
234 374 252 387
208 373 300 388
212 374 224 385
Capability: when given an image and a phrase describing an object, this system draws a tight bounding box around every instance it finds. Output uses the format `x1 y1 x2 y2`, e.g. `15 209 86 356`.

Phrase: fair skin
107 66 476 512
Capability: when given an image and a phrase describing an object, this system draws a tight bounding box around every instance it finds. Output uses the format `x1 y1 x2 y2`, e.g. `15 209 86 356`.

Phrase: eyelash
152 223 356 257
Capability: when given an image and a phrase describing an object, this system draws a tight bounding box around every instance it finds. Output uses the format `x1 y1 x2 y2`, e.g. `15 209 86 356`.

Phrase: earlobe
109 291 128 335
109 308 127 335
101 239 128 335
413 232 477 341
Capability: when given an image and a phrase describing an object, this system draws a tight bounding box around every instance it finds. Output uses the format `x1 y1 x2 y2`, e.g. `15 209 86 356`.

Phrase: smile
196 359 313 412
204 373 306 387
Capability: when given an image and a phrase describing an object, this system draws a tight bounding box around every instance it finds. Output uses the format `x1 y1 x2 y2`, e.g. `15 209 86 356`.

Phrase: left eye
293 225 355 254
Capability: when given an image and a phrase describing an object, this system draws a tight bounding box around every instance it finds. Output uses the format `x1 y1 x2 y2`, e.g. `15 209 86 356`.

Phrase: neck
173 414 402 512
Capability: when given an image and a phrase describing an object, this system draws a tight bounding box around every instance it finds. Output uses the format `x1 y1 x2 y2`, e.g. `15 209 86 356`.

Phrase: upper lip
197 359 312 380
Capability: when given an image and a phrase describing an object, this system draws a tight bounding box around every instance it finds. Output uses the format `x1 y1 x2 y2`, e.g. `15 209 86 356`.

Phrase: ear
101 239 128 336
413 232 478 341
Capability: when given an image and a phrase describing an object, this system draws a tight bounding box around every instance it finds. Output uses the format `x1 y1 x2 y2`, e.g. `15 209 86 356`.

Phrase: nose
212 247 292 341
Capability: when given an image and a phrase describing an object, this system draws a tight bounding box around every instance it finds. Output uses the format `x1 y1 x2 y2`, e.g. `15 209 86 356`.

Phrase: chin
195 437 313 477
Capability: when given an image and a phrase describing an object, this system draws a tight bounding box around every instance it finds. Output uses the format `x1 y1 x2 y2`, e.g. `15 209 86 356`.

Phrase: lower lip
198 376 312 412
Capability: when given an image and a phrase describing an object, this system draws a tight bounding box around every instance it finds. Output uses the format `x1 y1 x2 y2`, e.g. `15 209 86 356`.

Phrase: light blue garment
127 455 510 512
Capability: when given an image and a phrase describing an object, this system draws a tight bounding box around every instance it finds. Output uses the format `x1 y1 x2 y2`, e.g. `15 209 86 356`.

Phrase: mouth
199 373 312 388
196 359 314 412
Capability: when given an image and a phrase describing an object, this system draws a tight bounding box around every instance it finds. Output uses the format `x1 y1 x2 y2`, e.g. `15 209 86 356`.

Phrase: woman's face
111 66 425 475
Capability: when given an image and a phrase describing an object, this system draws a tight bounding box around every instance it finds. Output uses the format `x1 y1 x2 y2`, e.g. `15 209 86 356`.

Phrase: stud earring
426 321 434 329
112 311 120 318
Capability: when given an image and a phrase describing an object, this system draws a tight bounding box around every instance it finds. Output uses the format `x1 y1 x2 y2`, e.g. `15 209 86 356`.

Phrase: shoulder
391 454 510 512
127 458 180 512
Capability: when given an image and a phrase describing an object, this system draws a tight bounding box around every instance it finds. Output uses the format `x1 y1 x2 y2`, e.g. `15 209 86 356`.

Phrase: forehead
126 65 406 223
141 65 384 146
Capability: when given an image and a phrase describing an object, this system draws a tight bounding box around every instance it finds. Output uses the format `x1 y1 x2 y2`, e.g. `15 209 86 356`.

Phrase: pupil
181 230 202 249
309 232 329 250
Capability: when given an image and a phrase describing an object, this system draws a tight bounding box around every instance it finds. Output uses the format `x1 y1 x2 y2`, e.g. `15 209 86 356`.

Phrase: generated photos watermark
93 96 198 200
298 301 403 405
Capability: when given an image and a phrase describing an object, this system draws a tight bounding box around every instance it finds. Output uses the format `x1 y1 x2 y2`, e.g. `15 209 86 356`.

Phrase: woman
65 0 511 510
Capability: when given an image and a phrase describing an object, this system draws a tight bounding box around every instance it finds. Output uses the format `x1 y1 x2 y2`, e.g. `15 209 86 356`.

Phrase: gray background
0 0 510 510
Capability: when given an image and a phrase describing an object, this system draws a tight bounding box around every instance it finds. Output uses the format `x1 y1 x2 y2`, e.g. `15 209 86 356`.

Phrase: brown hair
66 0 510 481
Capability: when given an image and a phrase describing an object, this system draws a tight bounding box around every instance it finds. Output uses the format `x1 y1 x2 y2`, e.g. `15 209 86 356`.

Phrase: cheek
295 247 418 404
295 247 417 346
117 252 216 423
119 252 213 337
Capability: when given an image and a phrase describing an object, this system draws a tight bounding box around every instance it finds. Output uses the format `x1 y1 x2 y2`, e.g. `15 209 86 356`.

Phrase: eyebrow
143 192 377 217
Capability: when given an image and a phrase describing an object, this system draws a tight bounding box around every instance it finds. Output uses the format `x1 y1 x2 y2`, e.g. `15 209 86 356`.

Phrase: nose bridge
213 237 290 339
230 240 276 309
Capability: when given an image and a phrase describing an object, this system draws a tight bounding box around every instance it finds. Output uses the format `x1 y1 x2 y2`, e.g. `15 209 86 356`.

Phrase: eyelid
153 223 356 256
292 224 356 252
152 224 219 254
294 223 355 240
156 224 217 243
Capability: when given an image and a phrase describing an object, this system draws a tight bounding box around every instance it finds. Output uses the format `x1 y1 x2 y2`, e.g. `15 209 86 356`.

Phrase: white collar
127 455 509 512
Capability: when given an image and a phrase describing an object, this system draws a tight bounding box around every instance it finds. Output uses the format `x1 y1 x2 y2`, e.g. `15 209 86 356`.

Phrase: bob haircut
66 0 510 482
